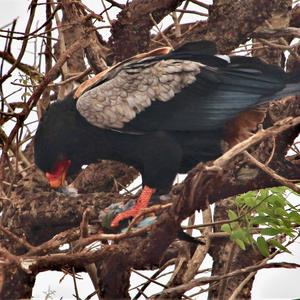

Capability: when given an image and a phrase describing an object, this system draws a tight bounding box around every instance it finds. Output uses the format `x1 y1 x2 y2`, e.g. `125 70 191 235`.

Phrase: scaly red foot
110 186 155 227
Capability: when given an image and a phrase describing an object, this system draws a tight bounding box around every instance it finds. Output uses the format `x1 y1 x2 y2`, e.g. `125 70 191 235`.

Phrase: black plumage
34 41 300 227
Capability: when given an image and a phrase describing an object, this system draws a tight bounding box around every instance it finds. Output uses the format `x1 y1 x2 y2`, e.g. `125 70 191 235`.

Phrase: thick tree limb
109 0 184 60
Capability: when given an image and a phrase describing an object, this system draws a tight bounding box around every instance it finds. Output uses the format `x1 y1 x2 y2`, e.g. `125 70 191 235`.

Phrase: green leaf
269 195 286 208
259 189 269 199
251 215 270 225
235 238 246 250
221 224 231 234
243 196 257 208
236 191 257 207
257 236 269 257
251 215 281 226
270 186 287 194
279 227 294 237
289 211 300 224
260 228 281 236
227 210 239 229
269 239 291 254
228 210 238 221
231 229 248 242
274 207 288 216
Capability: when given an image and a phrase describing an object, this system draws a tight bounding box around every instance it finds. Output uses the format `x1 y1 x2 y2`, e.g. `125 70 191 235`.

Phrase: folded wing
76 41 290 133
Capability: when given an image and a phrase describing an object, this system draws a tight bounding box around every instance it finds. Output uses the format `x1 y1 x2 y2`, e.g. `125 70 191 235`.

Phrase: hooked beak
46 170 68 188
45 160 71 189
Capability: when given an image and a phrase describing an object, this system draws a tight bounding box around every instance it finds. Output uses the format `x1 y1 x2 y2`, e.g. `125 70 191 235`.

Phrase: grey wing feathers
76 49 297 133
76 58 204 129
121 64 290 132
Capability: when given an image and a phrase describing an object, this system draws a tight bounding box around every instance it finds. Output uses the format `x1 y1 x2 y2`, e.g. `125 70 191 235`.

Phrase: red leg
110 186 155 227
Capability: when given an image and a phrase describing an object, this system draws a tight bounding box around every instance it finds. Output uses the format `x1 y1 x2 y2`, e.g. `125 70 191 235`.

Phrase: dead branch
0 0 38 84
253 26 300 39
153 262 300 298
109 0 184 60
0 51 42 79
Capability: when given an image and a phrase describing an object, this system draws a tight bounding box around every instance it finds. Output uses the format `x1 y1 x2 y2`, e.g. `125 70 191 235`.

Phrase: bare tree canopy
1 0 300 299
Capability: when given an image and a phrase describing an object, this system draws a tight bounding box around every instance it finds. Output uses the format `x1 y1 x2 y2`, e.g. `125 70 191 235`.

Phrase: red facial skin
45 159 71 188
45 160 155 228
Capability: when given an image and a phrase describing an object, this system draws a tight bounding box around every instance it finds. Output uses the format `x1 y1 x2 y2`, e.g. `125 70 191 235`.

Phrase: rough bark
0 267 35 300
61 0 109 75
109 0 184 60
286 4 300 72
252 0 292 66
61 1 87 81
204 0 285 53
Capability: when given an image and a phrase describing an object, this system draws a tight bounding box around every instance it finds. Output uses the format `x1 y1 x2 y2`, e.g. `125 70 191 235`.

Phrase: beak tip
45 171 67 189
46 177 63 189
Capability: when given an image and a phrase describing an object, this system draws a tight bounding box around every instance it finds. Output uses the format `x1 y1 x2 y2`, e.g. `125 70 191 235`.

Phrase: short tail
177 230 204 244
272 82 300 100
265 69 300 101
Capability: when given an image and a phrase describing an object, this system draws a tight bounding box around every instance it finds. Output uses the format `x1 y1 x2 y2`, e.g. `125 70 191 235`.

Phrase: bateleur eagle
34 40 300 227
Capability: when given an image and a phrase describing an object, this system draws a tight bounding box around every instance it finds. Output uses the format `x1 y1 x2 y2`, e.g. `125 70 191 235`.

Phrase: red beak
45 160 71 188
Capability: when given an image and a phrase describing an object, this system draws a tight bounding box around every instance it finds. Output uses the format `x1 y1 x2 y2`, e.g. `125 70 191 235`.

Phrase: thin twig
105 0 124 9
0 0 38 84
131 269 167 289
0 224 34 251
182 205 212 283
79 208 101 300
244 151 300 194
72 267 80 300
155 262 300 297
189 0 209 9
175 9 208 17
0 247 20 265
149 13 174 49
228 236 300 300
227 271 256 300
213 117 300 169
73 224 152 252
131 260 176 299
